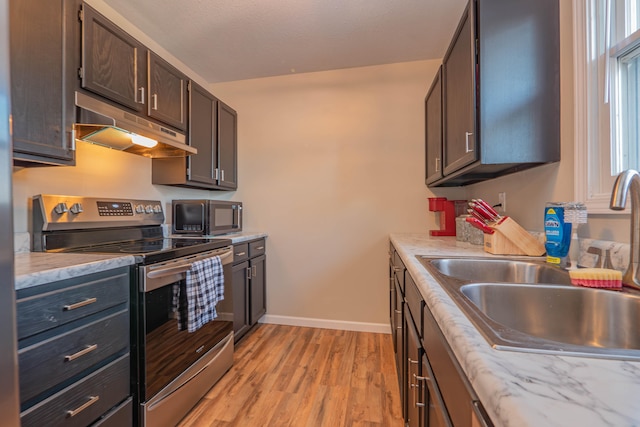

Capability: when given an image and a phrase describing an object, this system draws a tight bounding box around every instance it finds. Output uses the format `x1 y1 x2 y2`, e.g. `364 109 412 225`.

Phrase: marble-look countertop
15 252 135 291
390 233 640 427
223 231 268 244
169 231 268 244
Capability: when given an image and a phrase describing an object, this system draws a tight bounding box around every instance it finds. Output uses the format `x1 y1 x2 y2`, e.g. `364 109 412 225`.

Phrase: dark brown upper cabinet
425 66 443 185
10 0 78 166
152 82 238 191
147 52 187 131
217 101 238 190
80 4 186 132
187 81 218 186
80 3 146 112
443 10 476 177
427 0 560 187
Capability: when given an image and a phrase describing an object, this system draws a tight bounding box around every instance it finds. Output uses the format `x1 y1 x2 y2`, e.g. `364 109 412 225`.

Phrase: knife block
484 217 545 256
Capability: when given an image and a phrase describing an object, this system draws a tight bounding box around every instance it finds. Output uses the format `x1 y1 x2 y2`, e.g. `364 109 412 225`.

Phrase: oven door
136 246 234 427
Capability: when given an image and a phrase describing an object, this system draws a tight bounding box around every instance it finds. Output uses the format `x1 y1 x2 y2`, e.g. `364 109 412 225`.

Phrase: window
575 0 640 213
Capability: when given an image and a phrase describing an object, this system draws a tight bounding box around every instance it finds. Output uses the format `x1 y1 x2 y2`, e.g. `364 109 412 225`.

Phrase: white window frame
574 0 640 213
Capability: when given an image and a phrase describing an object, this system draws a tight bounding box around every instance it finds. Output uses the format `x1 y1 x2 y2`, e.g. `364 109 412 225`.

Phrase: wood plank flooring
178 324 404 427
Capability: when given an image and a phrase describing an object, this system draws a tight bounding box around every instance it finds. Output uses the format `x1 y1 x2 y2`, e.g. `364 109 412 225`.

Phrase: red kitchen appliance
428 197 467 236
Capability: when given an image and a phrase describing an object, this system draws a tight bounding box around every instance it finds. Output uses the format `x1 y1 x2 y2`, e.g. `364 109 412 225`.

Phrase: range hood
74 91 196 158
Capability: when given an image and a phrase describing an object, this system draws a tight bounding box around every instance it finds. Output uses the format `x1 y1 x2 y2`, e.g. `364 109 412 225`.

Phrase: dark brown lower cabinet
232 239 267 342
404 310 423 427
390 241 493 427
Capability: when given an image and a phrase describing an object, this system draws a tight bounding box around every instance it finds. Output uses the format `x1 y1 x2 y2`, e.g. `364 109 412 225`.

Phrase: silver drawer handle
64 344 98 362
235 251 246 257
67 395 99 417
255 246 265 250
63 297 97 311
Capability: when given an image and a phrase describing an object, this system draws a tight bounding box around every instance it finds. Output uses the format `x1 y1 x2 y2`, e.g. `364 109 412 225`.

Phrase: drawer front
233 243 249 263
405 274 424 337
91 397 132 427
17 269 130 340
21 354 130 427
19 309 129 403
393 252 405 293
249 239 266 257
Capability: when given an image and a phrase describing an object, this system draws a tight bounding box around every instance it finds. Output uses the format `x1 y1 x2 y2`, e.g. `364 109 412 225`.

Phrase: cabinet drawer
17 268 129 340
392 252 405 293
91 397 132 427
249 239 266 257
19 309 129 403
404 274 423 337
233 243 249 263
21 354 130 427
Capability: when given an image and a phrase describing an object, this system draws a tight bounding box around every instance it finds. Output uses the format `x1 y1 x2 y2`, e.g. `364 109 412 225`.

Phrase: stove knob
153 205 162 214
135 204 145 214
54 203 68 215
145 205 154 214
69 203 83 214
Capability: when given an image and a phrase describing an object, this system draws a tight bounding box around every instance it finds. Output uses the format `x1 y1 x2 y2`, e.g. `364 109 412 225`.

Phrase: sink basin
461 283 640 351
428 257 571 285
418 256 640 360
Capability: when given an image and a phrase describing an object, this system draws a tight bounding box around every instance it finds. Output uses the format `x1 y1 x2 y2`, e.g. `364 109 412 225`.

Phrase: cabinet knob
138 87 145 104
465 131 474 153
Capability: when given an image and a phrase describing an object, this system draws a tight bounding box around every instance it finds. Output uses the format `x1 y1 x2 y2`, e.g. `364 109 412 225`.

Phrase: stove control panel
33 195 165 230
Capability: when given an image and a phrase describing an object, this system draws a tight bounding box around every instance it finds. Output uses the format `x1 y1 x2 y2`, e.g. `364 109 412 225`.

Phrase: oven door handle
146 251 233 279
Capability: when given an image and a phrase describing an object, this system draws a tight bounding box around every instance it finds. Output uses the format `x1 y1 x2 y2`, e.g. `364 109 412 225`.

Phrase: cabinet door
187 81 218 186
421 354 452 427
148 51 187 131
249 254 266 324
425 67 443 185
395 281 405 418
10 0 75 165
80 4 146 112
217 101 238 189
231 261 250 342
404 311 423 427
443 5 477 175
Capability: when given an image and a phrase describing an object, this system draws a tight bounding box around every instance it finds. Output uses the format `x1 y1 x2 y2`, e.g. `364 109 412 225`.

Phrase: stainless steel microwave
172 200 242 235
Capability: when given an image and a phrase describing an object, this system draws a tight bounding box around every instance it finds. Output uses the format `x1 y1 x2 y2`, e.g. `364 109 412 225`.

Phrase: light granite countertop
15 252 135 291
168 231 268 244
390 233 640 427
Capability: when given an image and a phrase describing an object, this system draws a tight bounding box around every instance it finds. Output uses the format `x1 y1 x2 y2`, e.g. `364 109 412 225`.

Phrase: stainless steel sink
429 257 571 285
418 256 640 360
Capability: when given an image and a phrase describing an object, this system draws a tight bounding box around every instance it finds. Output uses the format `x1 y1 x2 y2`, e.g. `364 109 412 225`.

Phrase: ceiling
102 0 468 84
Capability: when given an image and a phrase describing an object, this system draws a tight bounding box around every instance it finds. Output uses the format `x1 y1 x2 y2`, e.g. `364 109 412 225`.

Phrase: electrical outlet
498 192 506 212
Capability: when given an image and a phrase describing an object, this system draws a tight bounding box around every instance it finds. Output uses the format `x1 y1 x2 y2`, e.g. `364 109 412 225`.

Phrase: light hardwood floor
178 324 404 427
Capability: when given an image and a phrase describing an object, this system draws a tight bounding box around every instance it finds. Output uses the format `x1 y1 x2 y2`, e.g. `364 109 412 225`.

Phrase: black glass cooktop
62 236 231 264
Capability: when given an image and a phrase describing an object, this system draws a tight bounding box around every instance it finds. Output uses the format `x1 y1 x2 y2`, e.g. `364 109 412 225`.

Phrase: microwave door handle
234 206 241 228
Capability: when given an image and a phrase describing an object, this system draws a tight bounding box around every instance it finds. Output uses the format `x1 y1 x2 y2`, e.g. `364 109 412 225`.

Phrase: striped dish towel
172 255 224 332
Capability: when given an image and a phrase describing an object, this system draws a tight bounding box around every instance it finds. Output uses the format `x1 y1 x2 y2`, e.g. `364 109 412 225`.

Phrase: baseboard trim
259 314 391 334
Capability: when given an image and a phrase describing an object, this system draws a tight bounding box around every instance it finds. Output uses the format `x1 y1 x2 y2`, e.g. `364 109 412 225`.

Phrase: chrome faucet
610 169 640 289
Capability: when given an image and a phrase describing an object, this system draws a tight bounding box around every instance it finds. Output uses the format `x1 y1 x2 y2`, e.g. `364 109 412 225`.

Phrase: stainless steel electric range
32 194 235 427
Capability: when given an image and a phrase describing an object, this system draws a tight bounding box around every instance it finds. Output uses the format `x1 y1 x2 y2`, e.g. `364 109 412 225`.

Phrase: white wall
212 61 466 327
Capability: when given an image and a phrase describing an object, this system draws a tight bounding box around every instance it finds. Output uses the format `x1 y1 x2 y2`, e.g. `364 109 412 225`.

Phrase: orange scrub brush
568 268 623 290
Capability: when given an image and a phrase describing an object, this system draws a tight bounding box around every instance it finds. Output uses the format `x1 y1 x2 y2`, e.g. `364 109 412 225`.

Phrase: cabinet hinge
78 5 84 22
187 81 191 92
78 67 84 79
